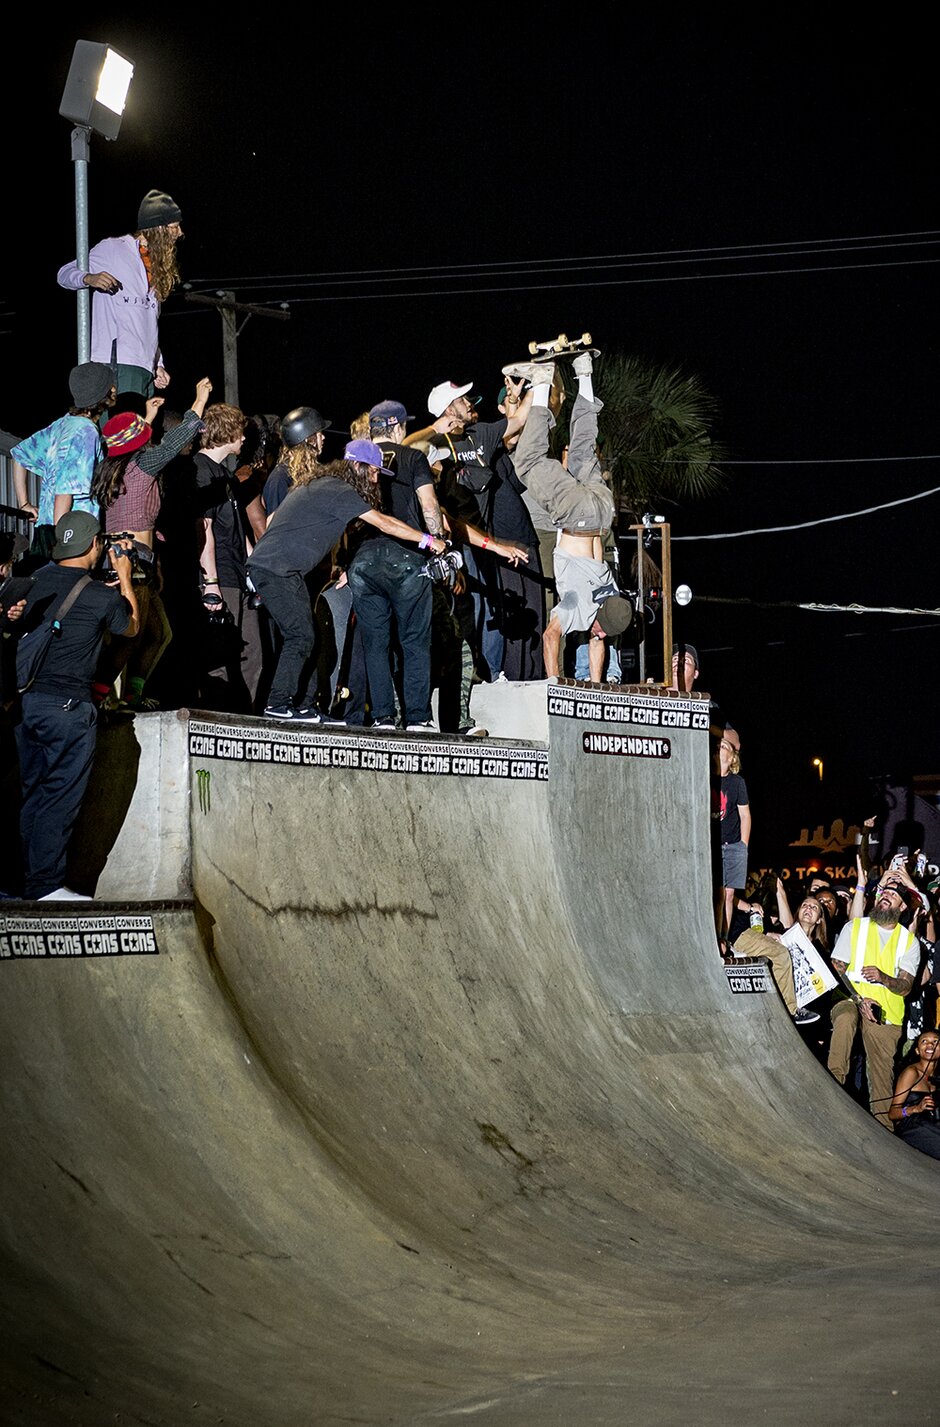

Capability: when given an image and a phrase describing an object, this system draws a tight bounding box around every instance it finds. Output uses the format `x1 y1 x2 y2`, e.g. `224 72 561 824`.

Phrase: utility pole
184 291 290 407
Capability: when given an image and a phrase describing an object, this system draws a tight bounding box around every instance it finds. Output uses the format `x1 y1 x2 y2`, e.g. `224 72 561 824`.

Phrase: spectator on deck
57 189 184 396
248 442 449 722
12 364 115 564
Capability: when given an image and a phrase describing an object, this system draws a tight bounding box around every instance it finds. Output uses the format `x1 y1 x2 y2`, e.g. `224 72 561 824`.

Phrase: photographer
14 512 138 900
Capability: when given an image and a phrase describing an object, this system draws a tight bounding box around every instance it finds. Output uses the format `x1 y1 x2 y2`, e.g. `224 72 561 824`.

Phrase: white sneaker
37 887 92 902
406 720 439 733
501 360 554 385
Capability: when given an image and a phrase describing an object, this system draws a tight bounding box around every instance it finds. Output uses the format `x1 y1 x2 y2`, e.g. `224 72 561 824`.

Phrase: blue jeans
17 694 99 898
348 540 432 725
574 638 621 682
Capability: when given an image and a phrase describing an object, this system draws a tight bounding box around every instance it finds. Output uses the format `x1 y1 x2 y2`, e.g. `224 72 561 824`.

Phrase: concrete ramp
1 687 938 1427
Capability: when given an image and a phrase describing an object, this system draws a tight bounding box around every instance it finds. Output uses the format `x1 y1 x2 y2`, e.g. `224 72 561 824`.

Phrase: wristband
481 536 490 550
203 579 219 585
902 1106 909 1117
419 534 433 550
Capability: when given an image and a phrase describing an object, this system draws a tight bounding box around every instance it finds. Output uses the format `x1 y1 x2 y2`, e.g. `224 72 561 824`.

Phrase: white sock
532 382 550 408
578 374 594 403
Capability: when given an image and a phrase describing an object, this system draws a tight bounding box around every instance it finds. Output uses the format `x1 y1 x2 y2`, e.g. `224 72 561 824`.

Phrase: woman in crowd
889 1030 940 1160
90 377 212 708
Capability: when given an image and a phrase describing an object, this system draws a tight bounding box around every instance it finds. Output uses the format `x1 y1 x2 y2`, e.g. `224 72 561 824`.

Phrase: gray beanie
137 189 182 231
69 361 113 409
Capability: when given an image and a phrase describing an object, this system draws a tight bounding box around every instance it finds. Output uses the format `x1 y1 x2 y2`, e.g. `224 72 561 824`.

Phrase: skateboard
527 332 598 361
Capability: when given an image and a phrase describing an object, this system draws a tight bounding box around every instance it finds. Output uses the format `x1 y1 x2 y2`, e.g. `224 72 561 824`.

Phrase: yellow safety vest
845 918 917 1027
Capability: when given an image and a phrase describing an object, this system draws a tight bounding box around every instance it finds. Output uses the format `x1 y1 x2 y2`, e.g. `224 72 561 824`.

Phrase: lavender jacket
57 234 163 374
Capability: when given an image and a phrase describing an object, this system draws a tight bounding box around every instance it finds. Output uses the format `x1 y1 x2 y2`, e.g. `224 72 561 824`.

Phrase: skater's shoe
572 351 594 377
501 359 554 386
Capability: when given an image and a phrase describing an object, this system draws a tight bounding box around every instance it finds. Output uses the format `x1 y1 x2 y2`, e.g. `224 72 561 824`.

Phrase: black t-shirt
490 448 537 545
263 463 292 517
720 772 749 845
193 452 254 589
21 564 129 699
368 442 433 543
248 477 369 578
438 419 515 534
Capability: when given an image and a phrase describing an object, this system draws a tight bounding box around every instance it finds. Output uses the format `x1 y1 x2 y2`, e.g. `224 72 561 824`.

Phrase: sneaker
459 724 488 738
37 887 92 902
264 705 321 723
501 360 554 385
572 351 594 377
406 720 439 733
371 720 396 731
793 1008 821 1026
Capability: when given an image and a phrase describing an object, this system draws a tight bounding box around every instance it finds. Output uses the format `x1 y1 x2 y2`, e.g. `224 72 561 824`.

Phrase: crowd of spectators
723 814 940 1159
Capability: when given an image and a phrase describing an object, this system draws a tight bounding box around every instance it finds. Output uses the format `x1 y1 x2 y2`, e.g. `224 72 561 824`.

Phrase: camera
420 548 464 588
104 533 154 585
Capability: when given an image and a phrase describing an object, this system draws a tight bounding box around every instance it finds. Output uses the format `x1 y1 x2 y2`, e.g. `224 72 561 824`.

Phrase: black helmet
281 406 330 448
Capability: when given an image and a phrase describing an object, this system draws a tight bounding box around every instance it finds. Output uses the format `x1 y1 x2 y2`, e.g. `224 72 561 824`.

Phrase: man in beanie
502 347 629 681
13 511 139 899
11 362 115 565
57 189 184 396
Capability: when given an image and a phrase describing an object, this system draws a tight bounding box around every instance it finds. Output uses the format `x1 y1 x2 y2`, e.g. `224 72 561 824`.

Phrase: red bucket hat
103 412 152 457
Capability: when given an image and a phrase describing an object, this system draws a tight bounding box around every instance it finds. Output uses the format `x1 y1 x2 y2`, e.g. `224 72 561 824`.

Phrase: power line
673 483 940 541
188 227 940 287
233 256 940 304
717 455 940 466
695 595 940 617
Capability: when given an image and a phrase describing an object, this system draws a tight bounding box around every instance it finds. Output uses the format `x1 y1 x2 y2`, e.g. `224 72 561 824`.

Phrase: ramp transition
1 686 938 1426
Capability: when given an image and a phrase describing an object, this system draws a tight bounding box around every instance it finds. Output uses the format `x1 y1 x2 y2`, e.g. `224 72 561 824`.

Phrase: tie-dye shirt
11 414 103 525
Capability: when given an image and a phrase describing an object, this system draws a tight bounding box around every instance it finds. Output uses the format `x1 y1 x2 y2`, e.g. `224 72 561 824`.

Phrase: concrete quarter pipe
1 683 938 1426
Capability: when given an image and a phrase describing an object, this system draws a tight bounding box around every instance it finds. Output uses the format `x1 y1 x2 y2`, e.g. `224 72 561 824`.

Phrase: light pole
58 40 134 362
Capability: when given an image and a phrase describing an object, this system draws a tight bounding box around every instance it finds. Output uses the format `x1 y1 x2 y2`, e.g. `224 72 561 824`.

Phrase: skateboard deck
527 331 598 361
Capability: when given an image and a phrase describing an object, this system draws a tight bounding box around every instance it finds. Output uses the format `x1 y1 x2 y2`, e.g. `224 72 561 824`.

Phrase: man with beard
57 189 184 396
828 875 922 1128
422 380 533 680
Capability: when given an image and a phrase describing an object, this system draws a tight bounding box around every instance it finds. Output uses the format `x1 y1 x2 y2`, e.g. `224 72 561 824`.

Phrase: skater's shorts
551 550 619 636
721 839 748 891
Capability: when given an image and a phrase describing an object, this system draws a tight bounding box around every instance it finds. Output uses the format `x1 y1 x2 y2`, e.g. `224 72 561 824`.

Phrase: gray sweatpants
512 396 615 533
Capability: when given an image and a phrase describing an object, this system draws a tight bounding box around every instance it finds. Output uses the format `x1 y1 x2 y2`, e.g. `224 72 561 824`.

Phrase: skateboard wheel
557 333 569 346
581 331 592 345
528 341 539 355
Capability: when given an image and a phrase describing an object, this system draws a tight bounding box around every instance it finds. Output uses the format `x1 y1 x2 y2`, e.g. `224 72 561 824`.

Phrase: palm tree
552 351 727 520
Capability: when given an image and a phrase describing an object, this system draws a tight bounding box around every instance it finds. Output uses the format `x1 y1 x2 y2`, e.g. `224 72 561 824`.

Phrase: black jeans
348 539 432 725
248 566 317 710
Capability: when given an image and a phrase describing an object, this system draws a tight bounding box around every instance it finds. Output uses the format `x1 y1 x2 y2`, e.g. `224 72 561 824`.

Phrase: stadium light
59 41 134 141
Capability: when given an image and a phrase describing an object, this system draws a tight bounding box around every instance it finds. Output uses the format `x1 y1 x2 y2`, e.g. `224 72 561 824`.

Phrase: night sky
5 18 937 863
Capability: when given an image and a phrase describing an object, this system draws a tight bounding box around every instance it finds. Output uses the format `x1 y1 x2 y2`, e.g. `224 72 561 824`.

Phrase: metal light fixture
59 41 134 141
812 757 824 781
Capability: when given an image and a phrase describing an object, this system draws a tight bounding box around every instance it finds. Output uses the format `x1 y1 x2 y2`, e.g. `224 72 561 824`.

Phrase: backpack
16 576 92 694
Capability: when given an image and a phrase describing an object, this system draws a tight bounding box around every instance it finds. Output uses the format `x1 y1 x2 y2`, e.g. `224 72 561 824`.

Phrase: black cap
137 189 182 230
